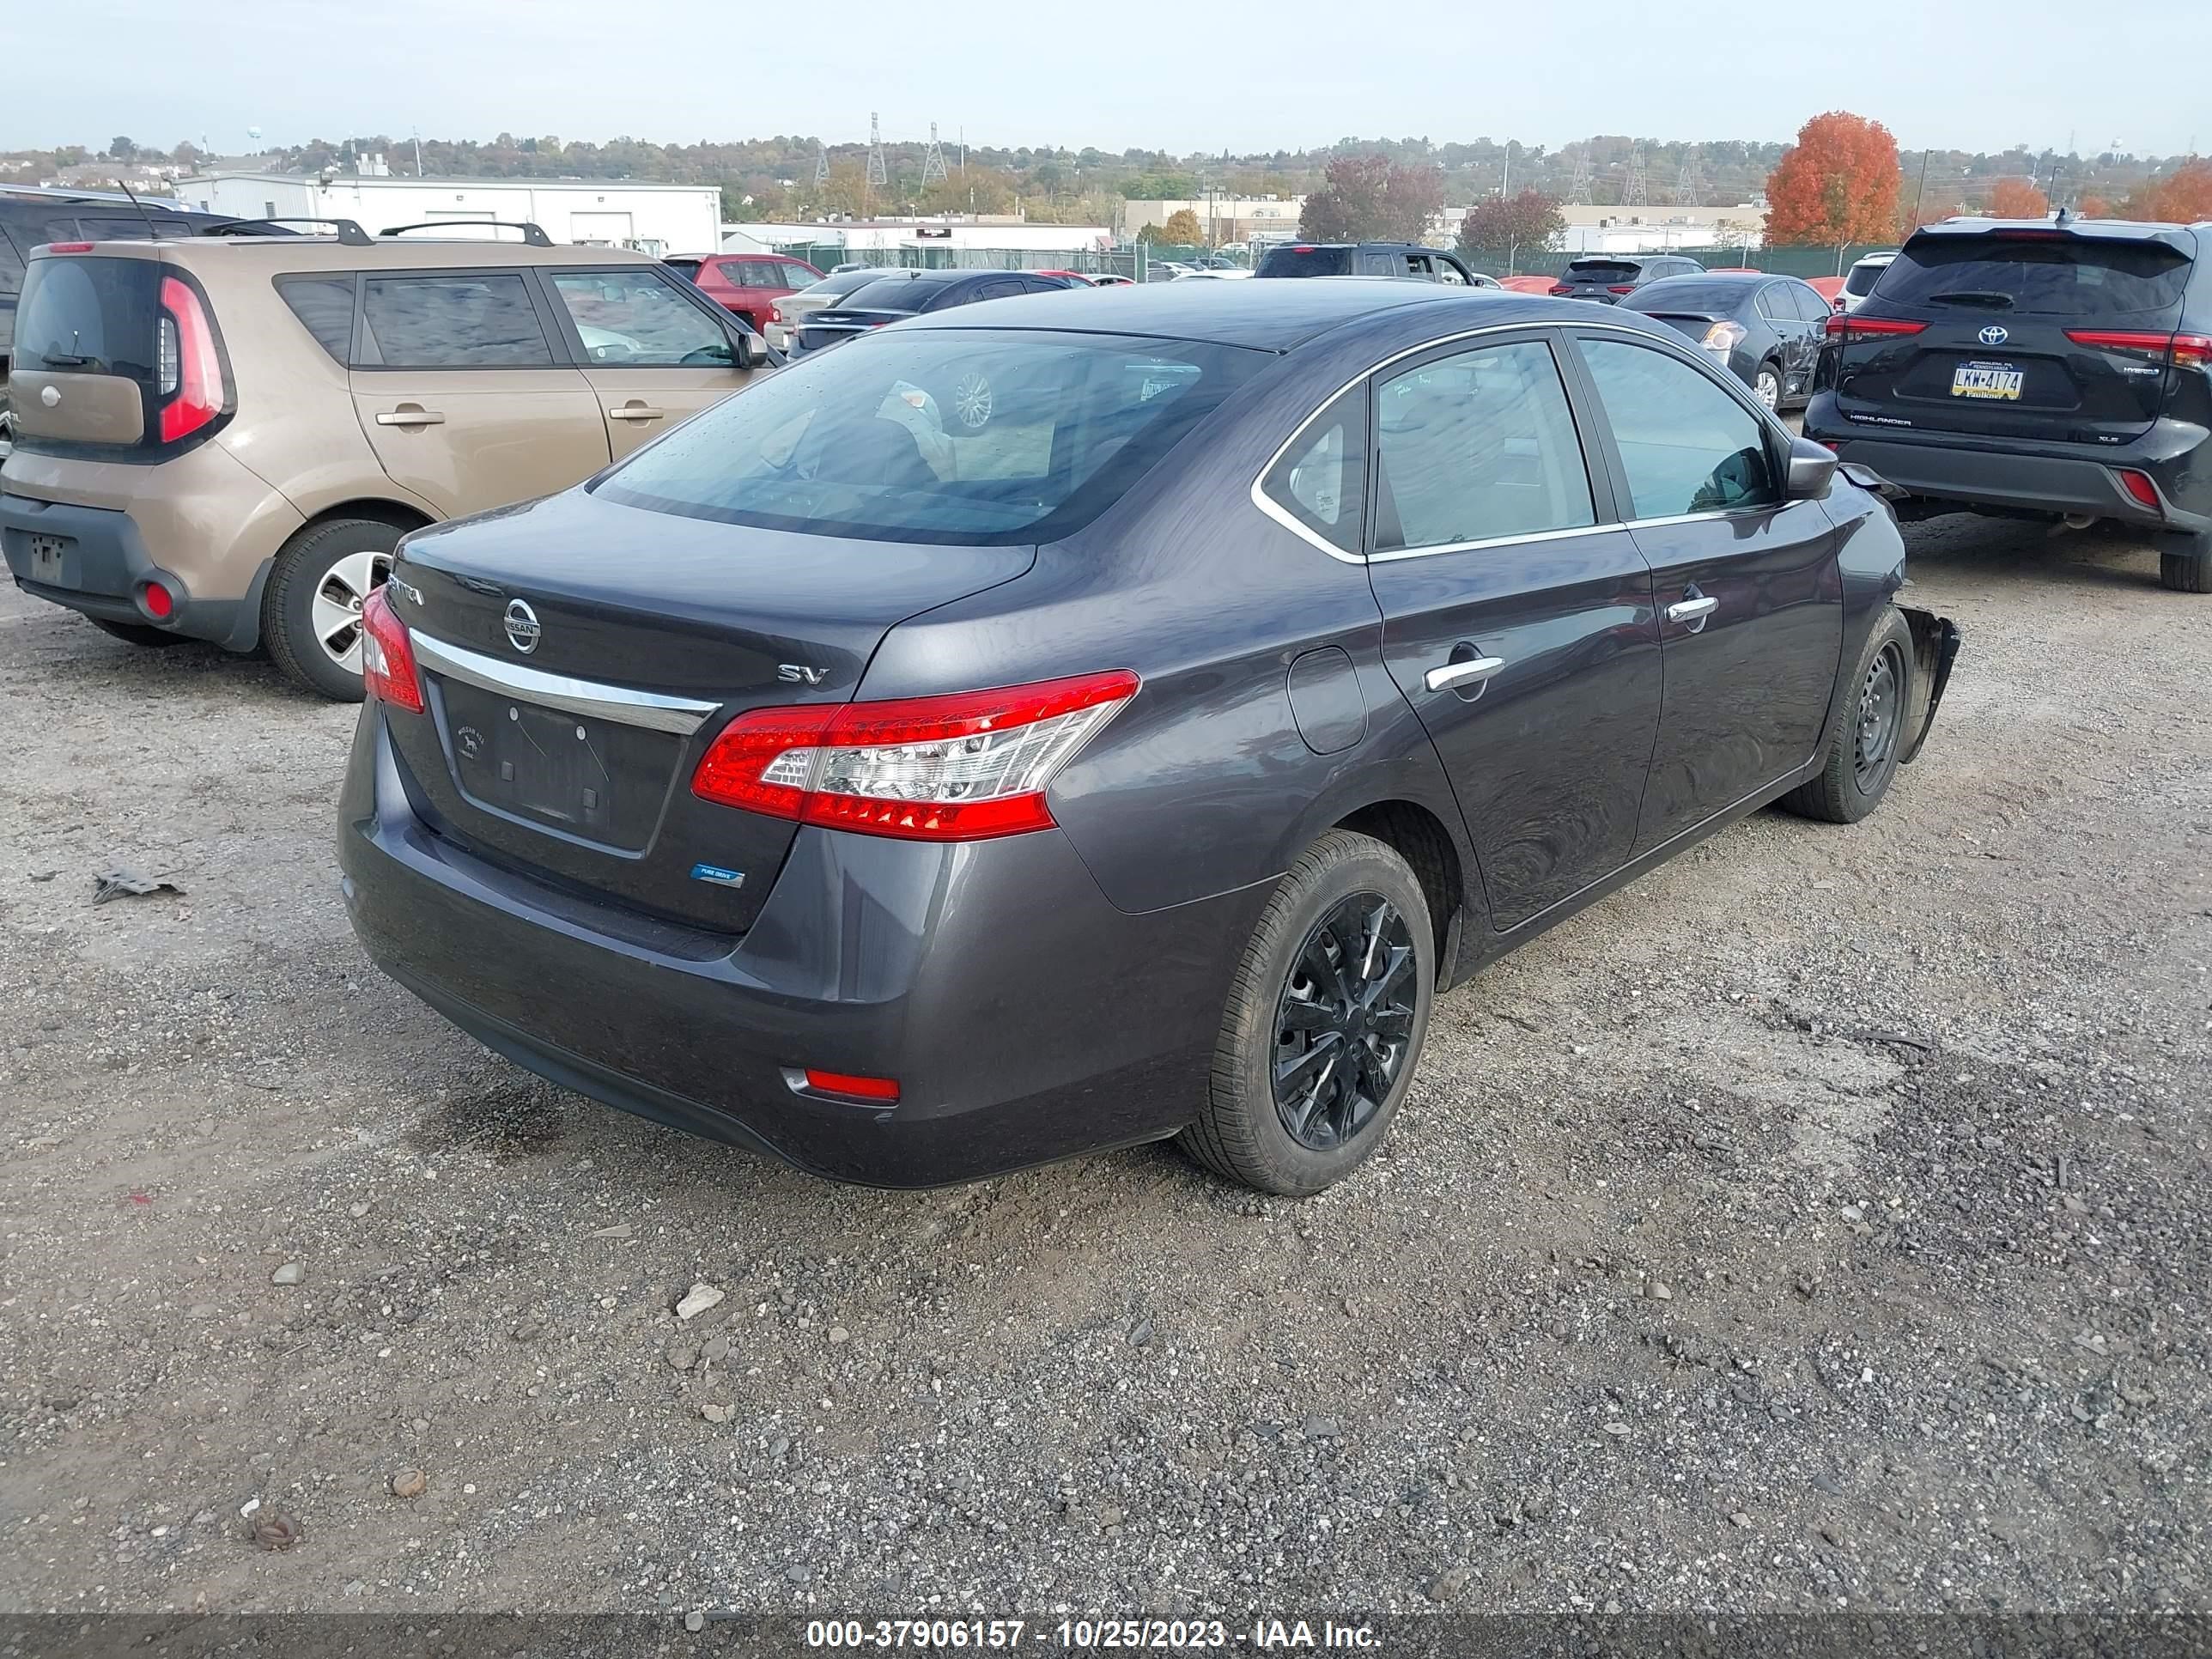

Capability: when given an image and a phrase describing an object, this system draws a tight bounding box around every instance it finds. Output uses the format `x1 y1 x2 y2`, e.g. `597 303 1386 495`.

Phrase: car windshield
595 328 1265 545
1256 246 1352 276
1876 235 2191 317
1627 282 1753 313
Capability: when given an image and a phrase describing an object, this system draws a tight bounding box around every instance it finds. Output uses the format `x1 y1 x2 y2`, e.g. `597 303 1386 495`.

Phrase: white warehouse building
175 171 722 256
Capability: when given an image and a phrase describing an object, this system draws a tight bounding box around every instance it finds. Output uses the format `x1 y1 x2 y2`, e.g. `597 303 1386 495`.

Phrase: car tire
1753 362 1784 411
263 517 405 702
2158 530 2212 593
89 617 190 647
1181 830 1435 1197
1778 605 1915 825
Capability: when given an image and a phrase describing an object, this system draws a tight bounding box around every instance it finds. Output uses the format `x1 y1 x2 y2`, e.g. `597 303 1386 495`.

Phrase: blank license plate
27 533 70 582
437 677 679 854
1952 361 2024 401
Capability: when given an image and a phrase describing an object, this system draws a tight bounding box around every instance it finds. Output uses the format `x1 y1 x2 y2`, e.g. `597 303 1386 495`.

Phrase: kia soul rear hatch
374 324 1264 935
1832 225 2197 442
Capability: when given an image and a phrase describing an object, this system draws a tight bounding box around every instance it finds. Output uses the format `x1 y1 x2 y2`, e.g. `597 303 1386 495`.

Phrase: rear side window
1576 337 1776 518
360 273 554 367
1877 235 2191 318
595 329 1264 546
12 255 155 376
276 275 356 362
1261 386 1368 555
1374 339 1595 551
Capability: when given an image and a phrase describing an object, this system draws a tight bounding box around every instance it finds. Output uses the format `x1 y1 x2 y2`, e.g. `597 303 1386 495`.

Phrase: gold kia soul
0 219 770 698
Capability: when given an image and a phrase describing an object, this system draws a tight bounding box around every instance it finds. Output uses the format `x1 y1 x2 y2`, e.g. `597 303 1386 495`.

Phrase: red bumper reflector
2116 469 2160 510
137 581 174 620
802 1069 900 1103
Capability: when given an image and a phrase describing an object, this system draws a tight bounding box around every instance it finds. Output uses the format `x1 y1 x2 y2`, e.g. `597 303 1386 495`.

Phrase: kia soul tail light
155 275 225 443
692 670 1139 842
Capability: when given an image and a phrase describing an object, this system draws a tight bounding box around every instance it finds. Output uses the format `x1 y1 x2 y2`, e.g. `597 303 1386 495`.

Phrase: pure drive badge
690 863 747 889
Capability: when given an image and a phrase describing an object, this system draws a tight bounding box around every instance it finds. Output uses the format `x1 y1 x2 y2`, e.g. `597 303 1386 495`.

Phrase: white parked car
1840 251 1898 313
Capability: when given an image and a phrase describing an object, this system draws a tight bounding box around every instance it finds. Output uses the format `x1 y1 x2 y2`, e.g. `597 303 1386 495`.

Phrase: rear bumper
1803 412 2212 534
337 707 1255 1188
0 489 266 649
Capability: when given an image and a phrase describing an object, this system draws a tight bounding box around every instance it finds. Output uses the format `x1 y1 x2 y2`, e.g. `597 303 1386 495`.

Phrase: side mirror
1784 434 1838 501
732 327 770 370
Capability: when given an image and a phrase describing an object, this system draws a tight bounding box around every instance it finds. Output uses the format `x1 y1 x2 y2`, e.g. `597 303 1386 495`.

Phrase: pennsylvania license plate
1952 361 2025 401
27 533 70 582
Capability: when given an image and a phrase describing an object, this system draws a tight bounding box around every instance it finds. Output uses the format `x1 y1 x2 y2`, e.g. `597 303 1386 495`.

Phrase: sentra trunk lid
1827 224 2197 444
380 486 1032 935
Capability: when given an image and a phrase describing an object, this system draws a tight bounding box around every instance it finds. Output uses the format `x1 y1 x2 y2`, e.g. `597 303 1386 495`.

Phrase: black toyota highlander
1805 215 2212 592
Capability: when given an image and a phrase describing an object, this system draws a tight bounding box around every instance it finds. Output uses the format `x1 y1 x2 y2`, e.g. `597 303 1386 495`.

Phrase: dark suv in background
1255 244 1482 284
1806 216 2212 592
1552 254 1705 302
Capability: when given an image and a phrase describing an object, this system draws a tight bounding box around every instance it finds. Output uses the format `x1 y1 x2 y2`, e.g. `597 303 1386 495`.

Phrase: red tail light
691 670 1139 842
2115 468 2161 510
1607 284 1634 295
45 241 94 253
1549 283 1572 295
2065 328 2212 368
360 586 424 714
155 276 225 443
1825 314 1929 341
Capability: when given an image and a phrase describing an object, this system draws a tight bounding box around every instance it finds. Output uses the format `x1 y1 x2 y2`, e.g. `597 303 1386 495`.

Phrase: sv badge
778 664 830 685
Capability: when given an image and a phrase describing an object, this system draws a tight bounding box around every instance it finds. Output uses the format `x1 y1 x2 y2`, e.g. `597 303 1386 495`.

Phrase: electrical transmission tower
1623 146 1649 207
813 142 830 187
866 112 889 190
921 123 948 186
1673 154 1704 207
1567 150 1593 206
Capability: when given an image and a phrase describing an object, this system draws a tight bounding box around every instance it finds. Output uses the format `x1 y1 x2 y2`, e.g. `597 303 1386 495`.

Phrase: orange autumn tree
2076 194 2112 218
1984 177 2049 218
1765 112 1902 266
2124 160 2212 223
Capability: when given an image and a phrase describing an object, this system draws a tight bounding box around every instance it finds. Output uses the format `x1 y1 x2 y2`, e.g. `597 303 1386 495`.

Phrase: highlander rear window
1566 261 1641 280
1256 247 1352 277
596 328 1265 545
1876 235 2191 317
11 255 156 378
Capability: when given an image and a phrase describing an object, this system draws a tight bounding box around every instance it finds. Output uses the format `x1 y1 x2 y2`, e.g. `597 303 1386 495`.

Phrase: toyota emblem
1978 324 2010 347
503 599 541 654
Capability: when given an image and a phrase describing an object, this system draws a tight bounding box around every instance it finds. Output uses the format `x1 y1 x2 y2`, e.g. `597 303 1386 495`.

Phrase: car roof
29 234 664 270
1635 271 1790 290
899 279 1611 353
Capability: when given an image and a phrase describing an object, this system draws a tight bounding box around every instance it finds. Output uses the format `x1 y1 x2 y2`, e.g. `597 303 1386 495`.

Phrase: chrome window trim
411 632 720 736
1248 317 1785 565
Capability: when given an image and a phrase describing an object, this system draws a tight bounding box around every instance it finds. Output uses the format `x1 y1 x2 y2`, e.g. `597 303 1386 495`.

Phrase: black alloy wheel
1273 892 1418 1151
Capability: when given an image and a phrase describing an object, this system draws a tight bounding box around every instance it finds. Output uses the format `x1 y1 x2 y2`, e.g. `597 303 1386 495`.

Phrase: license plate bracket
436 678 679 853
1951 360 2025 401
27 533 71 583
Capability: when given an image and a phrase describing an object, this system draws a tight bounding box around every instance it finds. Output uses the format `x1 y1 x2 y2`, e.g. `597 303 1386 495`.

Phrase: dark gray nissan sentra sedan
339 281 1960 1195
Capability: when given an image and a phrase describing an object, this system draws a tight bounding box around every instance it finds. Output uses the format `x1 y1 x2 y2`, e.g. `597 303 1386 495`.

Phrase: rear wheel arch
1332 799 1468 982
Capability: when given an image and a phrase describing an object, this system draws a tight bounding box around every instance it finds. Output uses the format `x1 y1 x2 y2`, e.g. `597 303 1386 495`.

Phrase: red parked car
685 252 824 333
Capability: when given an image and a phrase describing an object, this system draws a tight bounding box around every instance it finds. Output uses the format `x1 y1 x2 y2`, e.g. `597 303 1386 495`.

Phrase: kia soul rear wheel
1182 830 1435 1195
264 518 405 702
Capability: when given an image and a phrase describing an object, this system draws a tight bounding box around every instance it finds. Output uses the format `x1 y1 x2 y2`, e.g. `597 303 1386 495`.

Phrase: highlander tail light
1824 313 1929 341
1549 283 1572 295
155 275 224 443
2065 328 2212 368
691 669 1139 842
1607 284 1635 295
360 586 424 714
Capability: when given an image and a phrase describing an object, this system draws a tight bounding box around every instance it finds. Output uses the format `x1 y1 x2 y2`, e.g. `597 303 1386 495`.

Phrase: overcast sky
14 0 2210 159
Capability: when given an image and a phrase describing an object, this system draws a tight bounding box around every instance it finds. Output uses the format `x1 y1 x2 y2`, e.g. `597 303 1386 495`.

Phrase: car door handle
1668 596 1719 623
374 407 445 427
1424 655 1506 693
607 404 665 422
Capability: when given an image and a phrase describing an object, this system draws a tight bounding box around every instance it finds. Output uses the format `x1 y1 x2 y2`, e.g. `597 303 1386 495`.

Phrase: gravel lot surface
0 512 2205 1622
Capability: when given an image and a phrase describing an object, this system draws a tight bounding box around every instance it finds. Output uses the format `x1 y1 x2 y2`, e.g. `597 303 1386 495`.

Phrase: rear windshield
595 328 1264 545
1843 260 1887 296
1627 282 1750 313
12 255 156 379
1565 260 1641 280
1876 235 2191 317
800 269 889 299
833 275 938 313
1257 246 1352 277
